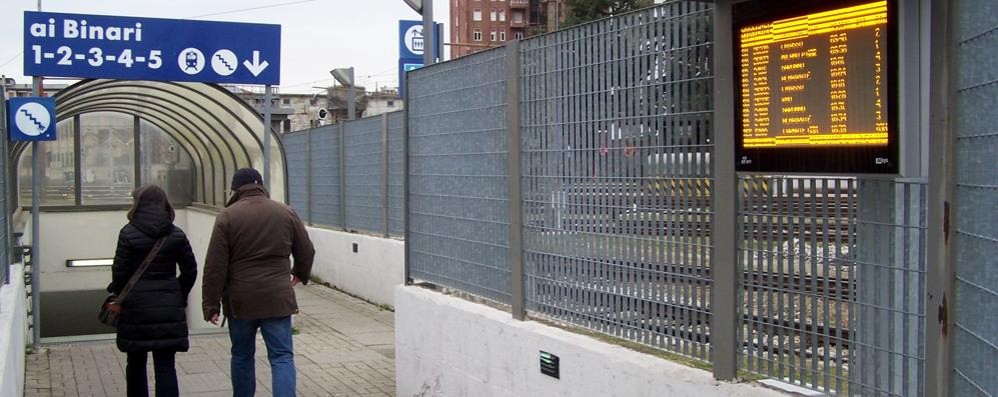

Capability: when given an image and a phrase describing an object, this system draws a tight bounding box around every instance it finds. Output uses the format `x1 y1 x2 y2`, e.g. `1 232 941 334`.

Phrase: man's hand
291 275 301 286
209 314 220 325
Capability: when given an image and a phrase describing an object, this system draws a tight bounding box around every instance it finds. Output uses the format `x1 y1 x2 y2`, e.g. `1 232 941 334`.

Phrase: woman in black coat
107 185 197 397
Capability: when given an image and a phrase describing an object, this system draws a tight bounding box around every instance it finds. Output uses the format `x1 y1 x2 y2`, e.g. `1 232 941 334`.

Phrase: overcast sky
0 0 450 94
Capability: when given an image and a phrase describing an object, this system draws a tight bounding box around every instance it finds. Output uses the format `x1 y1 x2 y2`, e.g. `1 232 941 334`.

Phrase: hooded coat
108 186 198 353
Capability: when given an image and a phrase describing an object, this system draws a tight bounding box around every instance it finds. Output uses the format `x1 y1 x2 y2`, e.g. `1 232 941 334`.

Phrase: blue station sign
24 11 281 85
7 97 57 141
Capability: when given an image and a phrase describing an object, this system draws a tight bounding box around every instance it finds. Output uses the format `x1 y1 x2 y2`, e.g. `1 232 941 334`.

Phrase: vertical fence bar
711 0 737 380
382 114 390 238
306 128 313 225
403 72 412 285
0 79 6 286
338 122 347 230
133 116 141 189
925 0 956 394
73 116 81 206
507 40 525 320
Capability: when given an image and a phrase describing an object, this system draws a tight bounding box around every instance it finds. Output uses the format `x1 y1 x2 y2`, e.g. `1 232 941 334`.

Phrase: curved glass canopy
12 79 286 207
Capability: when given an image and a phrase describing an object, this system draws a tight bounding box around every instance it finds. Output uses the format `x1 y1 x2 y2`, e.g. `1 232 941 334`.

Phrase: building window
282 98 290 105
309 98 317 106
387 101 395 107
490 30 497 41
473 29 482 41
500 30 507 41
500 10 506 21
473 9 482 21
515 31 524 40
490 9 497 21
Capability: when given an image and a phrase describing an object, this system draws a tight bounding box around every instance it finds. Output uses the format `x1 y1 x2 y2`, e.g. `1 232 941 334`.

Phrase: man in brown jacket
202 168 314 397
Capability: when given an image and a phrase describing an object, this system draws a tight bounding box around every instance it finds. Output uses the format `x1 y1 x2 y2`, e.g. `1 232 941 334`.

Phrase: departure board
733 0 898 174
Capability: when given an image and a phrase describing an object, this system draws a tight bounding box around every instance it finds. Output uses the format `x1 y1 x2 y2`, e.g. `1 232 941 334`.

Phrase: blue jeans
228 316 295 397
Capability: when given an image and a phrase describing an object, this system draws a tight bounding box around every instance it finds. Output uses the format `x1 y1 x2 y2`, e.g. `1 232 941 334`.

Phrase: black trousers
126 351 178 397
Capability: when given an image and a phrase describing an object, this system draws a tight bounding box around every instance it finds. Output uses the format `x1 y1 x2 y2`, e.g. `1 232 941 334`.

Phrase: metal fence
406 47 512 304
953 0 998 395
739 177 926 396
274 1 988 395
519 1 715 360
283 111 404 237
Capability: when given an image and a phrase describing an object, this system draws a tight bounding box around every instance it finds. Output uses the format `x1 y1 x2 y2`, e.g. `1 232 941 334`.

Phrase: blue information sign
24 11 281 85
398 20 442 60
7 97 57 141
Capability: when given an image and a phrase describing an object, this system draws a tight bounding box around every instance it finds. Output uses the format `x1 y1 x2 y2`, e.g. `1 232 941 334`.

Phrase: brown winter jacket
201 185 315 321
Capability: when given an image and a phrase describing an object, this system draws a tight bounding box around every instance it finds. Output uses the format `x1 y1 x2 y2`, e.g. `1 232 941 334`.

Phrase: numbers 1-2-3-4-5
30 45 162 69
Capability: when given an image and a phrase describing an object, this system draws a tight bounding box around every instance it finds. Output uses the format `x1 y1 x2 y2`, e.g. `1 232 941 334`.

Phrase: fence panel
388 111 406 237
738 177 926 396
282 131 309 222
309 124 342 228
953 1 998 395
344 117 386 234
407 48 511 304
520 1 715 361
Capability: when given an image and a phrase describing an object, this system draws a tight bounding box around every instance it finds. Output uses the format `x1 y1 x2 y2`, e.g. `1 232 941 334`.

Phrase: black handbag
99 237 166 327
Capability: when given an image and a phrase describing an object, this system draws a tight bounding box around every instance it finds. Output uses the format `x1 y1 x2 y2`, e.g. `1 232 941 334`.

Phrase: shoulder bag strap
115 237 167 304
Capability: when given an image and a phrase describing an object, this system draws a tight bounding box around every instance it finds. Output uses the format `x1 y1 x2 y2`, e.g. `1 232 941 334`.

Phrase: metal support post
382 114 390 238
133 116 141 188
305 128 313 225
338 122 347 229
423 0 435 65
924 0 956 394
710 0 738 381
403 73 412 285
506 41 525 320
263 85 273 191
347 81 356 121
0 77 8 285
30 76 42 352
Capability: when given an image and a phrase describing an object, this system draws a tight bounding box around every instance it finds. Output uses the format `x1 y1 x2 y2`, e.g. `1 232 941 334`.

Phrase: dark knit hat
231 168 263 190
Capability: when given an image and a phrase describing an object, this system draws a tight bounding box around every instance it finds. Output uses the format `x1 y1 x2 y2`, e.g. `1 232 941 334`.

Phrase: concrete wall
181 208 218 330
396 286 788 397
307 228 404 307
0 263 28 397
29 211 128 292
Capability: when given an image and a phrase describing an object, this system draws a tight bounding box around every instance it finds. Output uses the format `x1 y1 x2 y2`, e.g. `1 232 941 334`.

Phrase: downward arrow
243 51 270 76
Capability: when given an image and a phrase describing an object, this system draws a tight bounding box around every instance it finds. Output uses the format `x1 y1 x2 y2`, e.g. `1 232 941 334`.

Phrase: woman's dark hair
127 185 176 222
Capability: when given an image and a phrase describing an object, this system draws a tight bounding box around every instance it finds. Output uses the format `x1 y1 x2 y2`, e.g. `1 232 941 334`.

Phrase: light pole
402 0 435 65
330 67 355 121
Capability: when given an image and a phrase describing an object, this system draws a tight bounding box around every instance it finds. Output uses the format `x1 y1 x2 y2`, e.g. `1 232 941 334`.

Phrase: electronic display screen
734 0 898 174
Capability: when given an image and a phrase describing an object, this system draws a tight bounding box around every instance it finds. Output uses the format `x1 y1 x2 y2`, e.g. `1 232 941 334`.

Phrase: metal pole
403 72 412 285
346 73 356 121
924 0 956 394
263 85 273 191
338 122 347 229
30 76 42 352
422 0 435 65
306 128 312 225
710 0 738 381
506 40 525 320
0 77 8 286
382 114 390 238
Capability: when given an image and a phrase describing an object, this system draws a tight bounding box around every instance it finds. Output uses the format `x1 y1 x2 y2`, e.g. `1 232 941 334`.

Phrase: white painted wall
0 263 28 397
28 211 128 292
307 228 404 307
181 208 218 330
396 286 789 397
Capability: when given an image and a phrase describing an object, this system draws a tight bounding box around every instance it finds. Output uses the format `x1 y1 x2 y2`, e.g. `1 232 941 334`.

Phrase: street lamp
330 67 355 121
402 0 435 65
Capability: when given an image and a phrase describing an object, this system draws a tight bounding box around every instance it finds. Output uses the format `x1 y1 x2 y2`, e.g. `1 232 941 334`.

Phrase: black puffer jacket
108 196 197 353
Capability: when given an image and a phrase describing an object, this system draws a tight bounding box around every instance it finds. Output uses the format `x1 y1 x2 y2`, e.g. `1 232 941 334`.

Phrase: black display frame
733 0 899 174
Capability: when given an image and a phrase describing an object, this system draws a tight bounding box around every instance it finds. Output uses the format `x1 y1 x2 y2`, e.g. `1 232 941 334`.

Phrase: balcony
510 0 528 9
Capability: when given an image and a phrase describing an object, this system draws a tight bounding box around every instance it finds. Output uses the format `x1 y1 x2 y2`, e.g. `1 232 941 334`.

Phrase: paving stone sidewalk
25 284 397 397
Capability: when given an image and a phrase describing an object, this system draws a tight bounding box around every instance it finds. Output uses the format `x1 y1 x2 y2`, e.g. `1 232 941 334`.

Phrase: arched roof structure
11 79 286 207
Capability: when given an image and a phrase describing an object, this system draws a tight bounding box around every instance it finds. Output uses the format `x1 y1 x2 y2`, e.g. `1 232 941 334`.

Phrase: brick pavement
25 284 396 397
